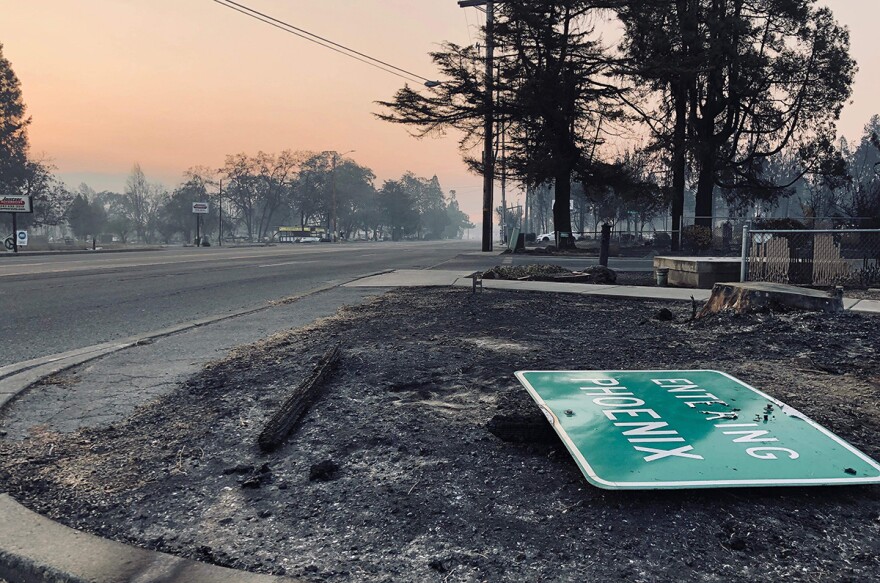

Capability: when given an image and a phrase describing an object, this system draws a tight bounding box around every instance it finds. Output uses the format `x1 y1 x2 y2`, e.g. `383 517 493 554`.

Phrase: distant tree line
61 156 473 244
1 42 472 245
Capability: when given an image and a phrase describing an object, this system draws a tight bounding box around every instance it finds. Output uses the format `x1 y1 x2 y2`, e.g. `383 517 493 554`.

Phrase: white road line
258 260 317 268
0 252 292 278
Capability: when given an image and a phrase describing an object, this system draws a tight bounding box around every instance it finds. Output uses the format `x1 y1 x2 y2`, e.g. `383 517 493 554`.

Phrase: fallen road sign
515 370 880 490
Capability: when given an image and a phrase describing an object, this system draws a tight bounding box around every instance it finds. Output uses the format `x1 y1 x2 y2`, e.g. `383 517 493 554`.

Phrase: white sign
192 202 210 214
0 196 33 213
16 231 28 246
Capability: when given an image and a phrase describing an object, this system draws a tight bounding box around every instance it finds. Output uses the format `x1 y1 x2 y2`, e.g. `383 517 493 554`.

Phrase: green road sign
515 370 880 490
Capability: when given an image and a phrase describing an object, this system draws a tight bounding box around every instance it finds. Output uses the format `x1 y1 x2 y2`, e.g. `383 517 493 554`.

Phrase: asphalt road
0 241 474 366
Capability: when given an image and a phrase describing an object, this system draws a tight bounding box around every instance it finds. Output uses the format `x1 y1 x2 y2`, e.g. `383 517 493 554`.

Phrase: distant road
1 241 475 365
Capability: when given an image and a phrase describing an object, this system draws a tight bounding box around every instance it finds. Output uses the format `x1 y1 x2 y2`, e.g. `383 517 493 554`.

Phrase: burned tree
377 1 618 248
617 0 855 241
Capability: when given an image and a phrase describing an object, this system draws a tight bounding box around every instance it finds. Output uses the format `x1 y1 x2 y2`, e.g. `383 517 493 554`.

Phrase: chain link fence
743 229 880 287
566 217 879 262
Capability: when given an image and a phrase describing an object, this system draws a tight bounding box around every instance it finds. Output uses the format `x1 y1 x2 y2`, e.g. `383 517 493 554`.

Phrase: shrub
681 225 713 253
653 232 672 248
753 217 806 230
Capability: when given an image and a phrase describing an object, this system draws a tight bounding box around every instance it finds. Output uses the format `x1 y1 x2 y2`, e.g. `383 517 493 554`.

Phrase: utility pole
331 153 337 242
524 185 530 236
500 115 507 245
11 212 18 253
459 0 494 252
217 178 223 247
327 149 354 242
218 179 223 247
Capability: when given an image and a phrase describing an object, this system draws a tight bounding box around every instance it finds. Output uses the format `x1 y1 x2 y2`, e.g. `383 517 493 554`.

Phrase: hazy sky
1 1 877 220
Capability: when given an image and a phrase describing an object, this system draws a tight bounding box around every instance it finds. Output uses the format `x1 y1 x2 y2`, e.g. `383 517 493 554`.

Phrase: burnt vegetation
1 289 879 581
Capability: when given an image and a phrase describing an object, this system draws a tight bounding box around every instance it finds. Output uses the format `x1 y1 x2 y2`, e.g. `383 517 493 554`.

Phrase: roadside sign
515 370 880 490
0 196 33 213
16 231 27 247
507 226 521 251
192 202 210 214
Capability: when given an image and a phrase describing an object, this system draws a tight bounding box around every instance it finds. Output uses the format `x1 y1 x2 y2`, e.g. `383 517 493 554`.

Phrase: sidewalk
345 269 880 314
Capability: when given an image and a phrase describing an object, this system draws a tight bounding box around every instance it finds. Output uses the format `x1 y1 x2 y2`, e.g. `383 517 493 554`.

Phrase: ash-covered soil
2 289 880 582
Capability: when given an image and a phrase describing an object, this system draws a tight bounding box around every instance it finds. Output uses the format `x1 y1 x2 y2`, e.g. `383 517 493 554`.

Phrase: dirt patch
1 289 879 582
482 264 571 279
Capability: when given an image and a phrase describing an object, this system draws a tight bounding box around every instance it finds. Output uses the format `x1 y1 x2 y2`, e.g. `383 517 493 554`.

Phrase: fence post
740 222 750 282
599 223 611 267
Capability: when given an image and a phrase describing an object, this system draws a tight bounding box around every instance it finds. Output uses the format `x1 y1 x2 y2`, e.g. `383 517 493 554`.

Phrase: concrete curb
451 278 714 301
0 342 134 411
344 269 879 313
0 495 297 583
452 279 879 312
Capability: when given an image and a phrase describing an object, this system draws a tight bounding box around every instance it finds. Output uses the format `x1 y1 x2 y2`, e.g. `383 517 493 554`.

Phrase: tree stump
698 282 843 318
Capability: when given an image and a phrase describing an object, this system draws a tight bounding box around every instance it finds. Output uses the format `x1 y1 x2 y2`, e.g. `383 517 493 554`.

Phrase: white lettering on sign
579 378 703 463
616 422 678 437
575 377 803 464
746 447 800 460
602 409 661 421
652 379 729 409
593 397 646 407
723 429 778 443
703 411 737 421
575 378 620 386
654 378 803 462
635 445 703 462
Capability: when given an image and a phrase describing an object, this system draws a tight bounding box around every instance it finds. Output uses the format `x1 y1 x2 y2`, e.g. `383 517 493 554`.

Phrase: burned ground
1 288 879 582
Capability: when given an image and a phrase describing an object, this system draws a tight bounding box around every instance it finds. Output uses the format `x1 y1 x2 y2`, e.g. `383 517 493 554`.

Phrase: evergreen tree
617 0 855 241
66 193 107 239
378 1 617 247
0 43 30 198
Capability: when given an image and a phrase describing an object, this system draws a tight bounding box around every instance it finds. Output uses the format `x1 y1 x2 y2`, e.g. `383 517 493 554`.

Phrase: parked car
537 232 581 242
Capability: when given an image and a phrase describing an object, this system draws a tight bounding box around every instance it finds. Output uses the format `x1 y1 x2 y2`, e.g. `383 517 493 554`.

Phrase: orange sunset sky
1 1 878 221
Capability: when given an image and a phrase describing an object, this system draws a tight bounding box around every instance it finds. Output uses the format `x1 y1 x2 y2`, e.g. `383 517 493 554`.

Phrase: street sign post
192 202 209 247
1 196 33 253
16 231 27 247
515 370 880 490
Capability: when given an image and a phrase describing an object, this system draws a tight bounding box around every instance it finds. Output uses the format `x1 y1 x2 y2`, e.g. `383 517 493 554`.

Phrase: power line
212 0 432 85
463 8 474 46
213 0 422 83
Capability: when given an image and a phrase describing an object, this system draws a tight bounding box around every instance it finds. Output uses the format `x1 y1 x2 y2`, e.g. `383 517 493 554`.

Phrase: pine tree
0 42 31 199
378 1 617 247
617 0 855 238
